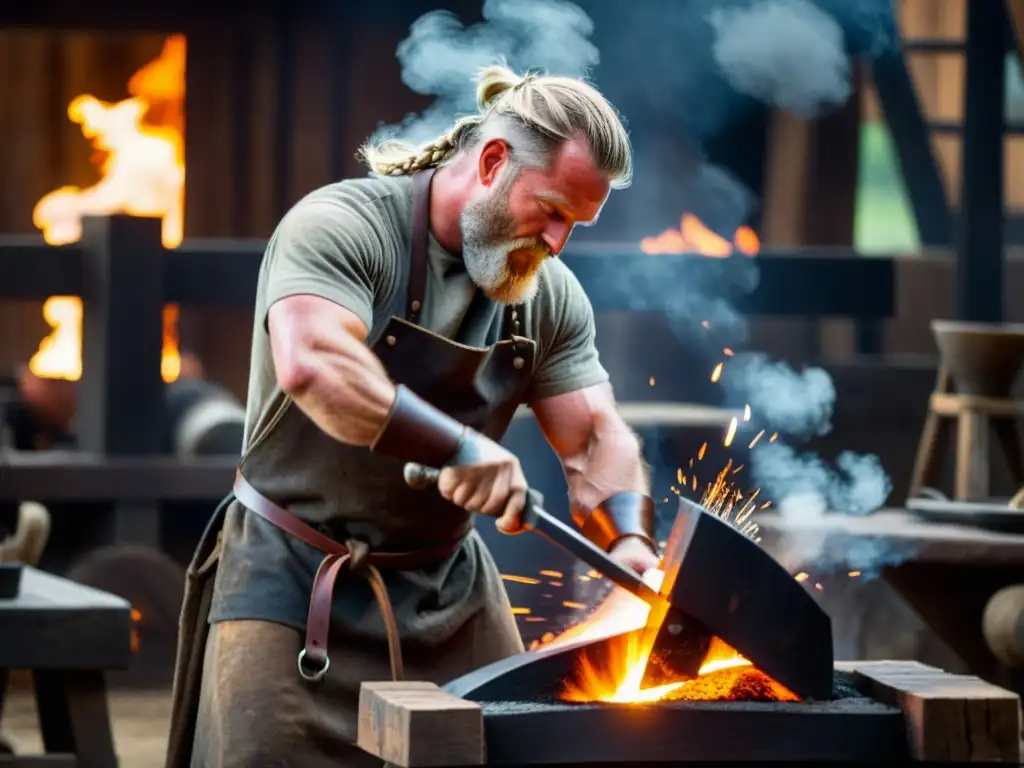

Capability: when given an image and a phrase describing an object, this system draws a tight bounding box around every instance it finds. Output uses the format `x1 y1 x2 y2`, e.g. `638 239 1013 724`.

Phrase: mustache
506 238 551 260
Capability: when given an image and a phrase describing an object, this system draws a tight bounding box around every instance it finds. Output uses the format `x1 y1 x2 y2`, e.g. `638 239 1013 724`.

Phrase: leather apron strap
234 472 459 682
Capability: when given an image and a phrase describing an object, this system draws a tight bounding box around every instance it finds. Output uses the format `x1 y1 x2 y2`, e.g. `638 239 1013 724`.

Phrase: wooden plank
837 659 1022 762
356 681 485 768
757 509 1024 564
0 451 236 502
514 402 740 428
0 566 131 670
0 756 76 767
1007 1 1024 76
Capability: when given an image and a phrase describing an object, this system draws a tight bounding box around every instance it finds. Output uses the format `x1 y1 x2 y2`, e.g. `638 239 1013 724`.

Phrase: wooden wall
0 8 444 392
862 0 1024 209
0 31 169 376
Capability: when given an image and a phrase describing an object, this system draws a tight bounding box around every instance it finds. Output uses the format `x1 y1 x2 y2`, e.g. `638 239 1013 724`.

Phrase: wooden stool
910 321 1024 501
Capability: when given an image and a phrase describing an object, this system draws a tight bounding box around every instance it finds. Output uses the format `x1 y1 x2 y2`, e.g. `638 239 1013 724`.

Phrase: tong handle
403 462 661 605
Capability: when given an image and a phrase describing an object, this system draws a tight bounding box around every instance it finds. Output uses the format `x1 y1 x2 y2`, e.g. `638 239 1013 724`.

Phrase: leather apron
165 170 536 767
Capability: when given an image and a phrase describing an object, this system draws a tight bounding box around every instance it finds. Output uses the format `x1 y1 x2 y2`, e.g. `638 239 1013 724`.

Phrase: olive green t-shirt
242 174 609 448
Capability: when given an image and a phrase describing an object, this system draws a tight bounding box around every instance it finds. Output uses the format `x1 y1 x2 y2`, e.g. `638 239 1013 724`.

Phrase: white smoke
725 353 836 440
709 0 852 118
370 0 600 147
753 442 892 518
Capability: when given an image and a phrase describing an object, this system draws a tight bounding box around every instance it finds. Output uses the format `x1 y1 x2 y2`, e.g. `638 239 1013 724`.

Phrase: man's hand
437 437 528 534
609 535 660 576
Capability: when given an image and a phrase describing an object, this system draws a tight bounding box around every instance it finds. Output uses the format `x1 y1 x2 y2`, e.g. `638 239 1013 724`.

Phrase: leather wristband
370 384 467 467
580 491 657 552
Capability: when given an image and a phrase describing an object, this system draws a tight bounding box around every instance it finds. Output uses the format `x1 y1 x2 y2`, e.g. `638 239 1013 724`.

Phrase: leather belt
232 471 462 683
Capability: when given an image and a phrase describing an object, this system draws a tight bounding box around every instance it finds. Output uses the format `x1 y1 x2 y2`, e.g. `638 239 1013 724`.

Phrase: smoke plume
708 0 852 118
370 0 600 147
376 0 900 575
724 353 836 440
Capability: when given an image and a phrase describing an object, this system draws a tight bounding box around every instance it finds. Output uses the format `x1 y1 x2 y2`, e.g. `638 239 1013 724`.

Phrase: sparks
501 574 542 585
748 429 765 449
711 362 724 382
723 417 738 447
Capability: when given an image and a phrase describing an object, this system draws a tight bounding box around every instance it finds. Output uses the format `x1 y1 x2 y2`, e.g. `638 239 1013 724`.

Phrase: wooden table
0 566 132 767
757 509 1024 685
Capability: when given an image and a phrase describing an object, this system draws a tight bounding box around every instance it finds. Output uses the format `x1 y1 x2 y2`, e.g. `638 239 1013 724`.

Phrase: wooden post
78 214 166 547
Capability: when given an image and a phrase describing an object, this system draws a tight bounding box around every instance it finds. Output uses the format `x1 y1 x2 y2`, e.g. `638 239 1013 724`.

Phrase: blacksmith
167 65 660 767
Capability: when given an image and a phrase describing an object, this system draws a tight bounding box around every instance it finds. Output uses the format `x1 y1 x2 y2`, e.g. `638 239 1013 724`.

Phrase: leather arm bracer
370 384 474 466
578 491 657 552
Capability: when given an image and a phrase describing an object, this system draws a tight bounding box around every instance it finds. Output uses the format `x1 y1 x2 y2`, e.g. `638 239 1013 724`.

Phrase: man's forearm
564 419 649 526
286 335 398 447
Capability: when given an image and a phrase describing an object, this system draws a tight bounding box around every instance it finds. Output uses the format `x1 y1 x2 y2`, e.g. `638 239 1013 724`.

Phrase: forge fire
560 633 799 705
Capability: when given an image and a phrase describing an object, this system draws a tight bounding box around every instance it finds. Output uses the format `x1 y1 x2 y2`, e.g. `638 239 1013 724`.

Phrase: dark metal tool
403 462 713 679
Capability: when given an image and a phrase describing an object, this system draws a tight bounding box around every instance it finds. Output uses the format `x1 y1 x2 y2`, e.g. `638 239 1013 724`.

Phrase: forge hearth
358 659 1023 766
474 693 906 764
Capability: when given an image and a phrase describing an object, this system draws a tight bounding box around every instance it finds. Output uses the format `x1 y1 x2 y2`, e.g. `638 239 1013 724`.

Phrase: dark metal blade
639 604 713 686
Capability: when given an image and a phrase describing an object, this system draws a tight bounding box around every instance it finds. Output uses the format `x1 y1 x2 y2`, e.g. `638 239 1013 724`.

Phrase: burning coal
561 634 798 705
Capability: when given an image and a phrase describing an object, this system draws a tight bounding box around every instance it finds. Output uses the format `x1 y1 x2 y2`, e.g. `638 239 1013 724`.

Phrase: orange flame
30 36 186 383
640 213 759 257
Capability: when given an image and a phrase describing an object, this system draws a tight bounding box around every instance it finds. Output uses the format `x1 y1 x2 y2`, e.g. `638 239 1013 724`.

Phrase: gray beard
459 173 544 305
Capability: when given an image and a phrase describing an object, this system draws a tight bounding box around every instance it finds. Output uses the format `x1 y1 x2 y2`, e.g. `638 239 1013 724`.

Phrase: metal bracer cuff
580 491 658 552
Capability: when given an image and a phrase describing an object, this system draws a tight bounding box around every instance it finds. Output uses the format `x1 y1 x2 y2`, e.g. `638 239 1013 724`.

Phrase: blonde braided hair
360 65 632 187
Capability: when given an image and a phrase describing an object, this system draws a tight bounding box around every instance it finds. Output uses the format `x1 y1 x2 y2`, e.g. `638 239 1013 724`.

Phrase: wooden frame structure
0 214 895 554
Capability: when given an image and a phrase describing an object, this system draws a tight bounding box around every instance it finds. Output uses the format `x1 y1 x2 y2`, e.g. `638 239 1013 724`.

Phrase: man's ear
477 138 510 186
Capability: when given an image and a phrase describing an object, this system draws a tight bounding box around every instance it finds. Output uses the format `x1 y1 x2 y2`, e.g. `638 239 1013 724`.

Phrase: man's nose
541 222 572 256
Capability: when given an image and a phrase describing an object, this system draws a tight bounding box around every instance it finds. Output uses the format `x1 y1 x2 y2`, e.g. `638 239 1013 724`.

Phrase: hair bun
475 64 524 109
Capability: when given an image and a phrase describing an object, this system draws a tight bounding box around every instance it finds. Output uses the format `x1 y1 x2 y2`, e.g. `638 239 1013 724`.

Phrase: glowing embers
560 633 798 704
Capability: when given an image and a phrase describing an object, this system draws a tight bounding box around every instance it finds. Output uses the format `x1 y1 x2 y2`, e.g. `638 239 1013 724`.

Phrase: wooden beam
837 660 1022 762
760 109 813 246
356 681 485 768
1007 1 1024 72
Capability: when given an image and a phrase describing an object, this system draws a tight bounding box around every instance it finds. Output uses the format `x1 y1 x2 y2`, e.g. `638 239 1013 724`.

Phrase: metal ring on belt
232 471 458 684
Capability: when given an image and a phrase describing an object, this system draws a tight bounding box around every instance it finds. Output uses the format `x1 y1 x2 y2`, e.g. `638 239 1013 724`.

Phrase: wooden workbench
757 509 1024 686
0 566 132 768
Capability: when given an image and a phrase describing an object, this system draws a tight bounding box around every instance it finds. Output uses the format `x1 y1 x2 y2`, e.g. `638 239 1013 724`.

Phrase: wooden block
357 681 485 768
838 660 1022 762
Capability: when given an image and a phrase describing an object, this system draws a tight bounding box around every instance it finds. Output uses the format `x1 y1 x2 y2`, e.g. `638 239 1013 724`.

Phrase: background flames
30 35 185 383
